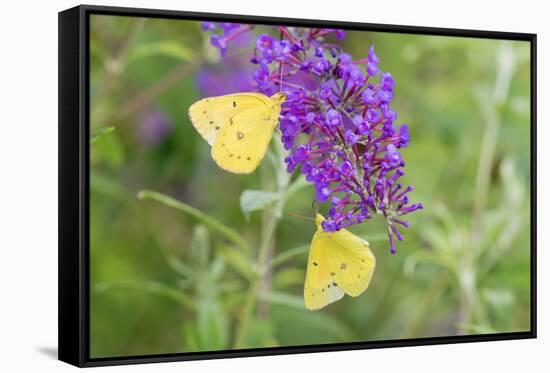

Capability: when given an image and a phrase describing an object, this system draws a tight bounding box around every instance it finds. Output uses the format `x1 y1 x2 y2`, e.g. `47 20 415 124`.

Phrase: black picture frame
58 4 537 368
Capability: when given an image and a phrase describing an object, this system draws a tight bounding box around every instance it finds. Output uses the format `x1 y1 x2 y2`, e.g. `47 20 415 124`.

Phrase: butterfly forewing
188 93 270 145
304 231 345 310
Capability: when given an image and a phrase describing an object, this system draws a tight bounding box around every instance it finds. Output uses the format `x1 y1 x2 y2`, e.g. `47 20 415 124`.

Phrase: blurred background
89 14 531 358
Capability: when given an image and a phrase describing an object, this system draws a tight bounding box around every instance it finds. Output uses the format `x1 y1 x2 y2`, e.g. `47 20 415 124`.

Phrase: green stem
233 139 290 348
401 271 448 338
233 279 260 348
471 42 516 245
233 216 280 347
137 189 250 253
233 214 282 348
258 216 279 268
270 244 309 268
90 126 115 145
93 279 195 310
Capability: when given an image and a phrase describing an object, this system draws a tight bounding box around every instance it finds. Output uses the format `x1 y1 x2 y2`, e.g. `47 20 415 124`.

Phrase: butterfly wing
304 230 345 311
188 93 271 145
211 104 279 174
322 226 376 297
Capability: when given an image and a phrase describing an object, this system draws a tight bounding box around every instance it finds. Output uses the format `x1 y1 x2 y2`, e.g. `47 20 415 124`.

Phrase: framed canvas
58 4 537 367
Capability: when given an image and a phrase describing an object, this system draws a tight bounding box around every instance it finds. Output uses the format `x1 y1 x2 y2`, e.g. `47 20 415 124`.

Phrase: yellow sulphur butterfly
188 92 286 174
304 214 376 311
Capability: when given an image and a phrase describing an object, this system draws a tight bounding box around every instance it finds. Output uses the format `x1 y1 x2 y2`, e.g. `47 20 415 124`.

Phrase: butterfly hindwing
304 231 345 311
211 104 278 174
322 226 376 297
304 214 376 310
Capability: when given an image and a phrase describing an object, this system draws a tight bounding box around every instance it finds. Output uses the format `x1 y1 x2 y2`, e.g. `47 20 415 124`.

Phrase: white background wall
0 0 547 371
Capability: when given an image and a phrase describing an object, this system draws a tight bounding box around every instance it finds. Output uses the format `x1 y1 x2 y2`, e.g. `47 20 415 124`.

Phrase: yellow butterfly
304 214 376 311
188 92 286 174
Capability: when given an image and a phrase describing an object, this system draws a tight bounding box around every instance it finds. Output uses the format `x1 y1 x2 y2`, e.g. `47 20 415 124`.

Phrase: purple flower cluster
202 24 422 254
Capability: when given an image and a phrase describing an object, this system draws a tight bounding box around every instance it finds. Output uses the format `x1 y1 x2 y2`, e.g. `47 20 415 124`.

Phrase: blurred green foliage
89 15 531 358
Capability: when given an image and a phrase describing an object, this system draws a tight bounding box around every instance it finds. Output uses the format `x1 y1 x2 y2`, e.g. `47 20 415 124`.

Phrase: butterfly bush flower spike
202 25 422 254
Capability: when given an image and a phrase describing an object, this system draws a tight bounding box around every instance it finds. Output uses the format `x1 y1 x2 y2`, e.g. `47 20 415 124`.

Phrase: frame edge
58 5 85 368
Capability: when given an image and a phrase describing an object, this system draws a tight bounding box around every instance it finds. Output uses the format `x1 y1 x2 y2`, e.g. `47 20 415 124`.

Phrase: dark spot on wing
237 156 241 159
229 154 234 157
333 282 338 287
340 263 347 270
246 157 251 160
202 110 207 114
232 101 237 107
209 120 214 124
313 262 318 266
330 272 335 276
215 126 220 130
237 131 245 140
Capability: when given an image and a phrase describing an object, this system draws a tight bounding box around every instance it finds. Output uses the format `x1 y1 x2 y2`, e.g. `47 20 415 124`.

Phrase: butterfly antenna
288 211 315 221
279 61 284 93
311 200 319 215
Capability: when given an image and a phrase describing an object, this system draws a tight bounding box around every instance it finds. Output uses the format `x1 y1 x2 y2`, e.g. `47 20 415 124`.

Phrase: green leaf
217 245 254 281
240 189 279 221
482 287 515 308
127 40 194 64
190 225 210 268
238 318 278 348
90 171 127 201
259 291 305 310
182 325 200 352
273 268 306 289
137 190 250 252
90 126 115 145
93 279 194 310
208 257 226 282
166 254 195 279
182 299 230 352
272 305 356 343
93 129 124 168
403 249 456 277
196 299 229 350
271 244 309 267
